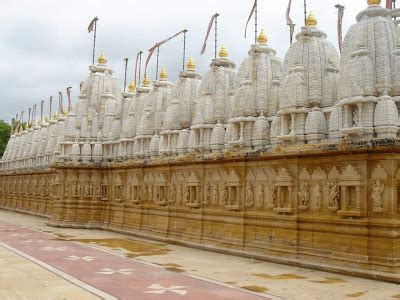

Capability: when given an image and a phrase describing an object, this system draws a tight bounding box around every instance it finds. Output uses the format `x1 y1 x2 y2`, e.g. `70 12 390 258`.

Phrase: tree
0 120 11 158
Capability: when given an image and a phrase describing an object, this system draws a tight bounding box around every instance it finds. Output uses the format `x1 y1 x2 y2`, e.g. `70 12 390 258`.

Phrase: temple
1 0 400 282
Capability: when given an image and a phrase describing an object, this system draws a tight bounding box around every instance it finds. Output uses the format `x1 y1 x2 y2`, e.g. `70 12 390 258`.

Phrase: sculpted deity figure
64 183 69 197
314 183 322 209
95 183 102 198
169 184 176 203
267 185 277 208
212 185 218 205
245 185 254 207
256 185 264 208
221 186 229 206
298 181 309 208
372 179 384 212
154 186 161 202
328 181 340 210
204 182 211 204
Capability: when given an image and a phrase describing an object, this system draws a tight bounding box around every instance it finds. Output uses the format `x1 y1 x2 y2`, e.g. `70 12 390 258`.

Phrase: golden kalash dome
187 57 196 71
62 108 68 116
368 0 381 5
53 112 59 119
143 74 151 87
219 45 229 58
160 68 168 81
98 52 107 65
45 116 50 123
306 11 318 28
128 80 136 92
257 29 268 45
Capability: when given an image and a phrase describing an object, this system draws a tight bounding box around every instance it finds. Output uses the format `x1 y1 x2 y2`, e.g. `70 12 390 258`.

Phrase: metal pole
123 58 129 92
66 87 72 112
138 51 143 85
49 96 53 119
155 46 160 80
92 20 97 65
40 100 44 123
28 108 31 127
214 14 219 59
255 0 258 44
59 92 63 114
183 30 188 70
33 105 37 124
304 0 307 26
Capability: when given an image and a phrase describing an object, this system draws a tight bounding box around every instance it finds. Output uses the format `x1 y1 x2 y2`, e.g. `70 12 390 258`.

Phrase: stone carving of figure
245 185 254 207
212 185 218 205
314 183 322 209
154 186 161 202
256 185 264 208
141 184 147 200
95 183 102 198
204 182 211 204
372 179 384 212
221 186 228 206
169 184 176 204
298 181 309 208
185 186 190 203
176 184 182 204
64 183 69 197
328 181 340 210
267 186 277 208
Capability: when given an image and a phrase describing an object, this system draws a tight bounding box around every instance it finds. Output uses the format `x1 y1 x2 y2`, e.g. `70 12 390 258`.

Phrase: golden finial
187 57 196 71
219 45 229 58
54 111 59 119
128 80 136 92
160 68 168 81
257 28 268 45
45 116 50 123
306 11 318 28
62 108 68 116
98 52 107 65
367 0 381 5
143 74 150 87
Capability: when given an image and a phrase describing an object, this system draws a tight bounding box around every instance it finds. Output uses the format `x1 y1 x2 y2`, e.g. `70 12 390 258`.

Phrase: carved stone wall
1 147 400 279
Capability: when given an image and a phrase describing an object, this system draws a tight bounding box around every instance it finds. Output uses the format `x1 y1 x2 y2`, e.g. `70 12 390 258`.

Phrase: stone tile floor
0 210 399 300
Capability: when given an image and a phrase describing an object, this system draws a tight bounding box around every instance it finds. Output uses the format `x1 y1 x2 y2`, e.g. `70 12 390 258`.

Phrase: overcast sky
0 0 368 123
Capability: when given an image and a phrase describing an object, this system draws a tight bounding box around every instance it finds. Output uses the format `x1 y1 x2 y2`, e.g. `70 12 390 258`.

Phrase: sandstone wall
1 144 400 280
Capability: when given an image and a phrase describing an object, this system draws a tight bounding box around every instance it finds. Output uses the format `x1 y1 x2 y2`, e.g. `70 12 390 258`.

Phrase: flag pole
33 104 37 125
92 18 98 65
40 100 44 124
28 108 31 127
304 0 307 26
254 0 258 44
66 87 72 112
183 29 188 70
49 96 53 120
123 58 129 92
155 46 160 80
335 4 345 53
214 14 219 59
59 92 63 114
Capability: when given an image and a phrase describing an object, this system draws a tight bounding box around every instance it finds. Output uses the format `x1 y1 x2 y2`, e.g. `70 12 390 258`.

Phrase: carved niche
128 173 142 204
170 172 185 205
246 168 277 209
224 170 242 211
273 167 294 213
113 173 125 203
186 172 201 208
338 164 363 217
152 173 168 206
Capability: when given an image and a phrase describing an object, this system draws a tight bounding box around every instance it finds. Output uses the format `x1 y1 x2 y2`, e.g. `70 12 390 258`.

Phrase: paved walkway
1 209 400 299
0 219 269 300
